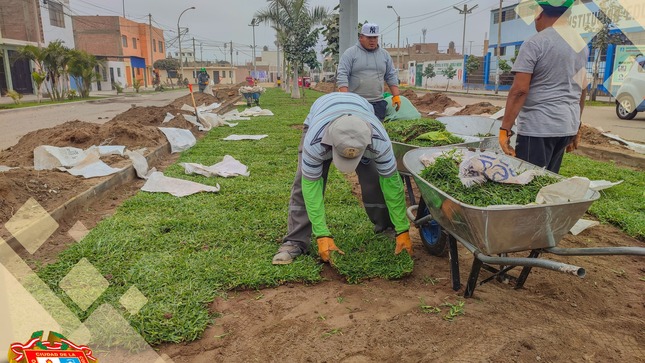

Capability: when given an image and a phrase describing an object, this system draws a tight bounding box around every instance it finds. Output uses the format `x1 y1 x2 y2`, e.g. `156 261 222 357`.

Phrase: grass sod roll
420 153 560 207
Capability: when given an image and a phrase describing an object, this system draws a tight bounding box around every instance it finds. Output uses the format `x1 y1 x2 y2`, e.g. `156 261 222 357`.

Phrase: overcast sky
69 0 505 64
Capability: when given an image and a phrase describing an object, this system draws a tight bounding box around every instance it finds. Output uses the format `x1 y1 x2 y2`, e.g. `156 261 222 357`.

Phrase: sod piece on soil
36 88 413 346
560 153 644 240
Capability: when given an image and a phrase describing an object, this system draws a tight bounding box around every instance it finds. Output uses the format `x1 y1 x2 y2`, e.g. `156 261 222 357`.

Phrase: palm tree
255 0 329 99
68 49 103 98
20 40 72 101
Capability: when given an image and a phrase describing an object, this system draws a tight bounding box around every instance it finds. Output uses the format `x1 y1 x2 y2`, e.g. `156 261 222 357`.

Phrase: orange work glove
498 128 515 157
566 127 582 153
392 95 401 111
316 237 345 262
394 231 413 256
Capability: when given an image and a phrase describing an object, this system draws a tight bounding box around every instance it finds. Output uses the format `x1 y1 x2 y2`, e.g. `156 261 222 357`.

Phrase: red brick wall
0 0 41 43
73 16 121 56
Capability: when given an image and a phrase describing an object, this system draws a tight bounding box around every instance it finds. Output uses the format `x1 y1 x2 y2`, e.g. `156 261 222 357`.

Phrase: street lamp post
387 5 401 71
249 18 258 78
177 6 195 85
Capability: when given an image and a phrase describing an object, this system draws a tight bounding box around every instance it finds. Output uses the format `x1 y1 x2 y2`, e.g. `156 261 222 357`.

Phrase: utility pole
223 43 227 64
230 41 234 84
249 18 258 78
495 0 502 94
469 40 474 55
387 6 401 71
192 37 197 83
149 13 154 88
122 0 125 18
453 4 479 56
200 43 203 63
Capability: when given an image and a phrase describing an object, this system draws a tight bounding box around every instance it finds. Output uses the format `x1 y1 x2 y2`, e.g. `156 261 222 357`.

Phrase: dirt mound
412 92 460 114
401 89 419 100
455 102 502 116
0 168 94 223
580 124 630 149
312 82 336 94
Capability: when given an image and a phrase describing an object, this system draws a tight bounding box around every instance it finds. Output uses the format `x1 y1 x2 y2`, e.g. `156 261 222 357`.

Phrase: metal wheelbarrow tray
402 145 645 297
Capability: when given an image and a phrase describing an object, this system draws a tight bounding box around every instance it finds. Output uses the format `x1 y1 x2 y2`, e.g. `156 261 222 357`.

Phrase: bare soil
455 101 503 116
2 85 644 362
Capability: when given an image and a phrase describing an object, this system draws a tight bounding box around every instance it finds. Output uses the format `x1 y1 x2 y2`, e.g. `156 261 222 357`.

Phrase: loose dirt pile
455 102 502 116
402 89 461 114
312 81 336 94
0 88 239 224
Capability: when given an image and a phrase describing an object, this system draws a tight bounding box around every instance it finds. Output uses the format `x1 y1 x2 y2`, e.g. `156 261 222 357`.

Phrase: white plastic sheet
163 112 175 123
158 127 196 153
98 145 126 156
34 145 88 170
601 133 645 154
180 155 249 178
58 152 123 178
238 107 274 117
222 134 268 141
535 177 591 204
141 171 220 197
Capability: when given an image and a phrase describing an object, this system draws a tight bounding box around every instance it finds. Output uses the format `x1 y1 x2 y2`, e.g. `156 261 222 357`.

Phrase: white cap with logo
321 115 373 174
360 23 380 37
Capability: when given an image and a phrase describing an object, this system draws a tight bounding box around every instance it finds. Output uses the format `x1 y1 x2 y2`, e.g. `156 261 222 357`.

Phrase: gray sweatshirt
336 43 398 102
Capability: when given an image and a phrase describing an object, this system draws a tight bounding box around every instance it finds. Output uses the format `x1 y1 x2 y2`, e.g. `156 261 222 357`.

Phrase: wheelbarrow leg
515 250 540 290
448 234 461 292
402 174 416 205
464 257 483 298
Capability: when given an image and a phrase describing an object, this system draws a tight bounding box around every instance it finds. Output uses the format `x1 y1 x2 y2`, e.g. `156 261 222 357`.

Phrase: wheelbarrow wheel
416 199 448 257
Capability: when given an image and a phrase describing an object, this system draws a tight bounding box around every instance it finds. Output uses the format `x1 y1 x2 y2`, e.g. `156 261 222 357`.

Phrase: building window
49 2 65 28
132 38 137 49
137 68 141 75
117 67 122 77
493 8 517 24
158 40 163 53
101 67 107 81
122 35 128 47
499 46 506 56
153 40 157 52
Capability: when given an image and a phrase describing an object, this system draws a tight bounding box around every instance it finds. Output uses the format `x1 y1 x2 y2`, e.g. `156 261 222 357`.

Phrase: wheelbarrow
392 133 497 256
402 145 645 297
241 91 261 107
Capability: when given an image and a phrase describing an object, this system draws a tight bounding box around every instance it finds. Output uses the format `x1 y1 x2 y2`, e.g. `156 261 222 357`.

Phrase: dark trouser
282 126 394 251
370 100 387 121
515 135 574 173
199 84 206 92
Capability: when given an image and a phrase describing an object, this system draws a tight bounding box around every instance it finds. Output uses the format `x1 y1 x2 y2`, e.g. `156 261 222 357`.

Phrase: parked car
615 59 645 120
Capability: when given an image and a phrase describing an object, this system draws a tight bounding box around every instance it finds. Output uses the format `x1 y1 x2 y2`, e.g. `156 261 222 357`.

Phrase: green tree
422 63 436 88
255 0 329 99
68 49 103 98
464 56 480 93
19 41 72 101
321 5 339 71
441 64 457 91
154 58 180 86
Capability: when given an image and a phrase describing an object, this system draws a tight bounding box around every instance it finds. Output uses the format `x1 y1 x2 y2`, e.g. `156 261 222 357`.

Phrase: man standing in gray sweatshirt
337 23 401 121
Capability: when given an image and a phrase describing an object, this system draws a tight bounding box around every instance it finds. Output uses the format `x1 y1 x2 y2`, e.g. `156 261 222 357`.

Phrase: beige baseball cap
321 115 372 174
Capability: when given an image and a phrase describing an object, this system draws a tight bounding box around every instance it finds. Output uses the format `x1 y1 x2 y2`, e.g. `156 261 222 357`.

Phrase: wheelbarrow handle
406 205 434 227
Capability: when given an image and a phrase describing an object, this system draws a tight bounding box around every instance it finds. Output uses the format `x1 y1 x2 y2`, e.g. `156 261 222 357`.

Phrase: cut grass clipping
36 87 412 346
384 118 464 147
560 153 644 241
420 151 559 206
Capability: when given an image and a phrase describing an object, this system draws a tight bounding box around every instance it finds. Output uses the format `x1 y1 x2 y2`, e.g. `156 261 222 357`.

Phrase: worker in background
272 92 412 265
197 67 210 93
499 0 586 173
337 23 402 121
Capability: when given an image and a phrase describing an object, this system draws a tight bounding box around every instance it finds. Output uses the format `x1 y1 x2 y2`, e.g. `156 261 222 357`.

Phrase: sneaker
272 241 304 265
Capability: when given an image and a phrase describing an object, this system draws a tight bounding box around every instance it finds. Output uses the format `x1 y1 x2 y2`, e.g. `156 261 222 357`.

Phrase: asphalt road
0 89 643 151
0 90 184 150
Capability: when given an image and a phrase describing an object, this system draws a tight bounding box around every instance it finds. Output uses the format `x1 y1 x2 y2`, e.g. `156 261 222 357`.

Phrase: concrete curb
576 144 645 169
1 95 242 256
